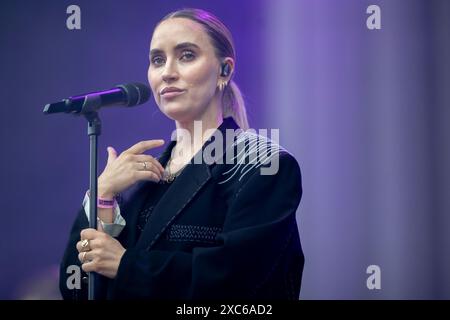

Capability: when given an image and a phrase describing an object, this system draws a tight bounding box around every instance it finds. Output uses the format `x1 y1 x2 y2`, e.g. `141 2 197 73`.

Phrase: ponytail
222 80 249 130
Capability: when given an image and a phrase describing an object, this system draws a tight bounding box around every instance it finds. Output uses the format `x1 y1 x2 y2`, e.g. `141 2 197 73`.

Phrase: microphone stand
43 84 151 300
84 111 101 300
77 95 106 300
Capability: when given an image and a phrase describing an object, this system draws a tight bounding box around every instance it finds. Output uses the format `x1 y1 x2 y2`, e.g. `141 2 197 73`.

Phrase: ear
220 57 235 82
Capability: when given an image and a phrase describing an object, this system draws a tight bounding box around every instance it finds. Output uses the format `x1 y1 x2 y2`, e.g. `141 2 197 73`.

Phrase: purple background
0 0 449 299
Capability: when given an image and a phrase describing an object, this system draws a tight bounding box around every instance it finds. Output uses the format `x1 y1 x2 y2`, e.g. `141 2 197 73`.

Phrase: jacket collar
135 117 240 250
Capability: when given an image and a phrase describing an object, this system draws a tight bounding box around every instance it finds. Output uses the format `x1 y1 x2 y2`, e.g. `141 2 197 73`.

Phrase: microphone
43 82 151 115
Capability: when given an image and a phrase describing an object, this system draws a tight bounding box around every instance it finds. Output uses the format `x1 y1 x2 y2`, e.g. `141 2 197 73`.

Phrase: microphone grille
117 83 151 106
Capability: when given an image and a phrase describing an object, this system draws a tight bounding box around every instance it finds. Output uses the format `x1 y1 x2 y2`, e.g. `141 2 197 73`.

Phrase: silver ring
82 251 87 263
142 162 148 170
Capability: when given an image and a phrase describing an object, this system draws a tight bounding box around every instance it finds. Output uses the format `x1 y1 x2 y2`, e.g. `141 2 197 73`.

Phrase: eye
151 55 165 67
180 50 195 61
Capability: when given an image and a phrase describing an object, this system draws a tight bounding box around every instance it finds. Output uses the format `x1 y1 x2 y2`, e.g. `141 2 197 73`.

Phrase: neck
172 97 224 162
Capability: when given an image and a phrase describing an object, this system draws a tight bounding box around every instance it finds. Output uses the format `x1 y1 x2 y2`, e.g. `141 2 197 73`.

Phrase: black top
60 117 304 300
136 180 174 240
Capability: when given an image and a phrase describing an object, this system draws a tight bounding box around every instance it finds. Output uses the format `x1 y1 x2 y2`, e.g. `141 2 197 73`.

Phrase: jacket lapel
135 160 211 250
135 117 239 250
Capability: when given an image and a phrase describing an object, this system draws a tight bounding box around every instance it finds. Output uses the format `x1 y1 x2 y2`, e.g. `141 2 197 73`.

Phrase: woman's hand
77 228 126 279
98 140 165 198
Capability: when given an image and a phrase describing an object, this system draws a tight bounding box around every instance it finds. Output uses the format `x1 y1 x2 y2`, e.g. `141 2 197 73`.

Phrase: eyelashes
150 50 196 67
151 56 164 66
181 51 195 61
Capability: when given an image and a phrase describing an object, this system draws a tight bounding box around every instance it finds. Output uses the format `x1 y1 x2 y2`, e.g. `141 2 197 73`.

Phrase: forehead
150 18 213 52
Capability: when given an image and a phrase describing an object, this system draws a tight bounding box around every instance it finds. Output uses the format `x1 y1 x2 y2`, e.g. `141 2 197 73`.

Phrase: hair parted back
158 8 249 130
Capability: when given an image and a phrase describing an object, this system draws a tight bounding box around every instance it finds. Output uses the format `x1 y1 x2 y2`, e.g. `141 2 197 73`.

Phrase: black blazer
60 118 304 300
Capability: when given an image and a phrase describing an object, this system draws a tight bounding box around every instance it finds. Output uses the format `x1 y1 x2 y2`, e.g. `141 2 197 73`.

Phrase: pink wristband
86 190 117 209
97 197 116 209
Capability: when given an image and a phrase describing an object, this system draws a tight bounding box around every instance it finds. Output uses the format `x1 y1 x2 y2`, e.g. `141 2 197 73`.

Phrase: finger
133 157 164 177
134 162 162 180
132 155 165 174
76 240 90 253
83 238 99 250
76 238 101 254
78 250 93 264
80 228 100 241
135 170 161 183
81 260 96 273
124 140 165 155
106 146 118 165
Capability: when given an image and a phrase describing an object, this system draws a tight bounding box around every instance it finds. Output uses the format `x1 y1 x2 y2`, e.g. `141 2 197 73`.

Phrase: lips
160 87 185 95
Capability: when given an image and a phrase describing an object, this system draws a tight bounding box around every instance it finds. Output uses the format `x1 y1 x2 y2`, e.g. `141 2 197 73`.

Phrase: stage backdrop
0 0 449 299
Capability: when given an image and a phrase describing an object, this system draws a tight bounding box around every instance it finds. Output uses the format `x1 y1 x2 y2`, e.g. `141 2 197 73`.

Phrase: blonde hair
159 8 249 130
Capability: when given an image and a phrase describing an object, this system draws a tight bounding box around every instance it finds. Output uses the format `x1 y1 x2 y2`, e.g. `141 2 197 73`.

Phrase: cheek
147 67 160 103
184 61 217 89
183 63 218 97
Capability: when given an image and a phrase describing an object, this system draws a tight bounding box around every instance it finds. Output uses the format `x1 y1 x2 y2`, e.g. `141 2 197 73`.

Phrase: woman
60 8 304 300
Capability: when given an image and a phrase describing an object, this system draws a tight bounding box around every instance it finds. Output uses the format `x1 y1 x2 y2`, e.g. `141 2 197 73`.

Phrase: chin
162 104 196 122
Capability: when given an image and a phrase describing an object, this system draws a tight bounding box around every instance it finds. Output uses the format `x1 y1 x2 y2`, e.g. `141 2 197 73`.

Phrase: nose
161 59 179 83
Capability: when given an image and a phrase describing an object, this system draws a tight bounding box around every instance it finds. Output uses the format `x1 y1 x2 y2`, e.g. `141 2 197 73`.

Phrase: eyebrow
150 42 200 57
